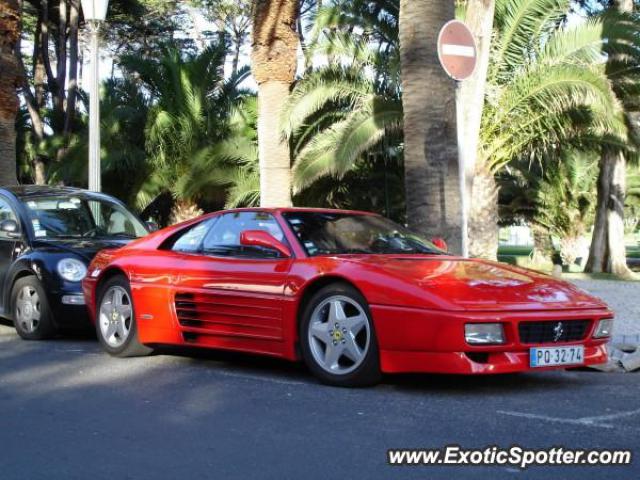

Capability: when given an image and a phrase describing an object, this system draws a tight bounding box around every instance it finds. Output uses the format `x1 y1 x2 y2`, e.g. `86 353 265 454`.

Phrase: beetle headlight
465 323 505 345
57 258 87 282
593 319 613 339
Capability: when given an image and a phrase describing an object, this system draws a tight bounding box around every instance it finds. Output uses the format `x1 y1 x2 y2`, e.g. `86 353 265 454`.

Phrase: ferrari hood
345 256 607 311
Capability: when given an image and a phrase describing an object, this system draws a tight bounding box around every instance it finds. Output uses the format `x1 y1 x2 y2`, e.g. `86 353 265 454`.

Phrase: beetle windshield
21 195 147 239
283 212 446 256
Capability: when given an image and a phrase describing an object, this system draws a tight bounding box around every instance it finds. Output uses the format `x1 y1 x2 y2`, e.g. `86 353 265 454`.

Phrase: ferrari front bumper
379 344 608 374
370 304 612 375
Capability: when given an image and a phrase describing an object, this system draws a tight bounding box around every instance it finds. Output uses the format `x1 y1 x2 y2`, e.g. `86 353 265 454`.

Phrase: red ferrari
83 208 614 386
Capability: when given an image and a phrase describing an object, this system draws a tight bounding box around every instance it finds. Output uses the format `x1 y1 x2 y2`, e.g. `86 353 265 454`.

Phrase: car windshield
283 212 446 256
21 195 147 240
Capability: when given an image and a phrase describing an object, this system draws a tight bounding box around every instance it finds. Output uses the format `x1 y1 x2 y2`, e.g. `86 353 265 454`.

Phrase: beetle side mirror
0 219 21 239
146 221 159 232
431 237 448 252
240 230 292 258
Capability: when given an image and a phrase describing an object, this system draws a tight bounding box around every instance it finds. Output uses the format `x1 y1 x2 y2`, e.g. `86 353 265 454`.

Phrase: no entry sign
437 20 477 81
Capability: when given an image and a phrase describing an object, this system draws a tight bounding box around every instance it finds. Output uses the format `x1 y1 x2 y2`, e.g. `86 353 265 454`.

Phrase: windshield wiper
98 232 138 239
39 234 83 240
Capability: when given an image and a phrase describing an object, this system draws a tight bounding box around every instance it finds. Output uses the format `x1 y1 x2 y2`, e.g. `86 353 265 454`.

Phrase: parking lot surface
0 323 638 479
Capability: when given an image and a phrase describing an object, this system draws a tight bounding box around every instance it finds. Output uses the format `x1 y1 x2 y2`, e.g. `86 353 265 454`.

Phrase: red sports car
83 208 614 386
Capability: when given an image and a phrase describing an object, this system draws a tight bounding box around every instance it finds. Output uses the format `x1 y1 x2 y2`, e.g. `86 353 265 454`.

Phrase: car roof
220 207 378 216
1 185 106 200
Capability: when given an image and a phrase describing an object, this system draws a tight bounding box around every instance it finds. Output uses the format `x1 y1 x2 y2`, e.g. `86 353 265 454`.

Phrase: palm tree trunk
531 227 553 267
459 0 495 204
468 165 499 259
586 151 614 273
251 0 299 207
607 150 633 277
585 0 635 278
257 81 293 206
0 0 20 186
399 1 461 252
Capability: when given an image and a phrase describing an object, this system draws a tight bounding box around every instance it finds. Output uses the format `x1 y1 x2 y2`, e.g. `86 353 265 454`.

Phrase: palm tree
469 0 634 258
500 151 598 267
399 0 462 251
120 44 251 222
283 0 402 193
175 96 261 208
286 0 634 261
586 0 637 277
0 0 20 185
251 0 300 207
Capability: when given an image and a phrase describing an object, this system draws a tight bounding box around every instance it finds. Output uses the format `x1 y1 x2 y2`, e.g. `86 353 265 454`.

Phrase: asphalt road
0 322 638 480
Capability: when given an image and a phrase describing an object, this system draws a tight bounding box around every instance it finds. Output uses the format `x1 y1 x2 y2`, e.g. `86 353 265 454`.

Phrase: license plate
530 345 584 367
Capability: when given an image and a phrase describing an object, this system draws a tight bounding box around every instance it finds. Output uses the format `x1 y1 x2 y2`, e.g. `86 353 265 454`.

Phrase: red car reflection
83 208 613 387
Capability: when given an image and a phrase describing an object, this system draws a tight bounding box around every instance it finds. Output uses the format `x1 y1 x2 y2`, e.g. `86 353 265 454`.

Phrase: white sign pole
456 82 469 258
437 20 476 259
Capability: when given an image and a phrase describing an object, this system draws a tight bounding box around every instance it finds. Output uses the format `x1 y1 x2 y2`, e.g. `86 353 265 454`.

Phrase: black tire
299 283 381 387
12 275 56 340
95 275 152 357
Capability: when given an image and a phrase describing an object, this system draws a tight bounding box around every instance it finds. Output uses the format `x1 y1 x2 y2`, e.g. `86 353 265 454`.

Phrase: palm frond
292 97 402 190
493 0 570 76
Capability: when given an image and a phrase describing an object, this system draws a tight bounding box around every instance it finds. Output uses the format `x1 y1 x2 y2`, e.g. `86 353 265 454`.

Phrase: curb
589 334 640 373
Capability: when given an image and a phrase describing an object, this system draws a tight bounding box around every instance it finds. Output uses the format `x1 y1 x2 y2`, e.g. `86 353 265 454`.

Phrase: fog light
593 319 613 338
62 294 85 305
465 323 505 345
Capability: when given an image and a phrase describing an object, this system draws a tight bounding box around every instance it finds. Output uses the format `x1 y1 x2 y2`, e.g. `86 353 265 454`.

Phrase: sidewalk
571 279 640 372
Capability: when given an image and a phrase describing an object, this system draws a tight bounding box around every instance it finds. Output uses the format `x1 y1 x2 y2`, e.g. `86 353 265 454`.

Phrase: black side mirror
146 221 159 233
0 219 20 238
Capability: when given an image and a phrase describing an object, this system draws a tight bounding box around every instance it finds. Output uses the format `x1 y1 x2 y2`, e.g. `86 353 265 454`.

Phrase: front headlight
57 258 87 282
465 323 505 345
593 319 614 338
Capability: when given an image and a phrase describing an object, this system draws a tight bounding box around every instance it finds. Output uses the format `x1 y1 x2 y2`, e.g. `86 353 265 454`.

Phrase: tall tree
197 0 252 77
399 1 462 252
283 0 402 192
16 0 83 183
119 44 252 222
0 0 20 185
15 0 185 186
470 0 633 259
585 0 637 277
251 0 299 207
500 151 599 267
458 0 496 256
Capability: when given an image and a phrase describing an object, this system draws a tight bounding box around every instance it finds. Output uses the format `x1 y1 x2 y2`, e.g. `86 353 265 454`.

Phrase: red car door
172 211 294 349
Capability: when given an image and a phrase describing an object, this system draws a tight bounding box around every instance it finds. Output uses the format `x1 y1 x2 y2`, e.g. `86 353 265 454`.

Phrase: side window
170 218 216 253
0 198 19 240
202 212 286 258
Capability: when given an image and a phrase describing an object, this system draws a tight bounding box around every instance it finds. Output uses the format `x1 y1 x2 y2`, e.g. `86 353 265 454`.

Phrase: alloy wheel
307 295 371 375
99 286 133 348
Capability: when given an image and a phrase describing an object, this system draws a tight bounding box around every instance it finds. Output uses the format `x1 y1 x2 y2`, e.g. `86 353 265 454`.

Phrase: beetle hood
32 238 130 263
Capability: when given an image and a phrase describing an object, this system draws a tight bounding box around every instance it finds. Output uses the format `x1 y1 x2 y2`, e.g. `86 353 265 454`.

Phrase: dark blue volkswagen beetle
0 186 149 339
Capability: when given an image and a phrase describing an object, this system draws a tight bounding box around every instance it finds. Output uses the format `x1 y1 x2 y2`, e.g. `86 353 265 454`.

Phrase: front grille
519 320 590 344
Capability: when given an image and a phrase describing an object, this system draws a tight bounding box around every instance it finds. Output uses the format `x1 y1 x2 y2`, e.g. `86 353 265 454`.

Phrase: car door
0 197 20 313
173 211 293 345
